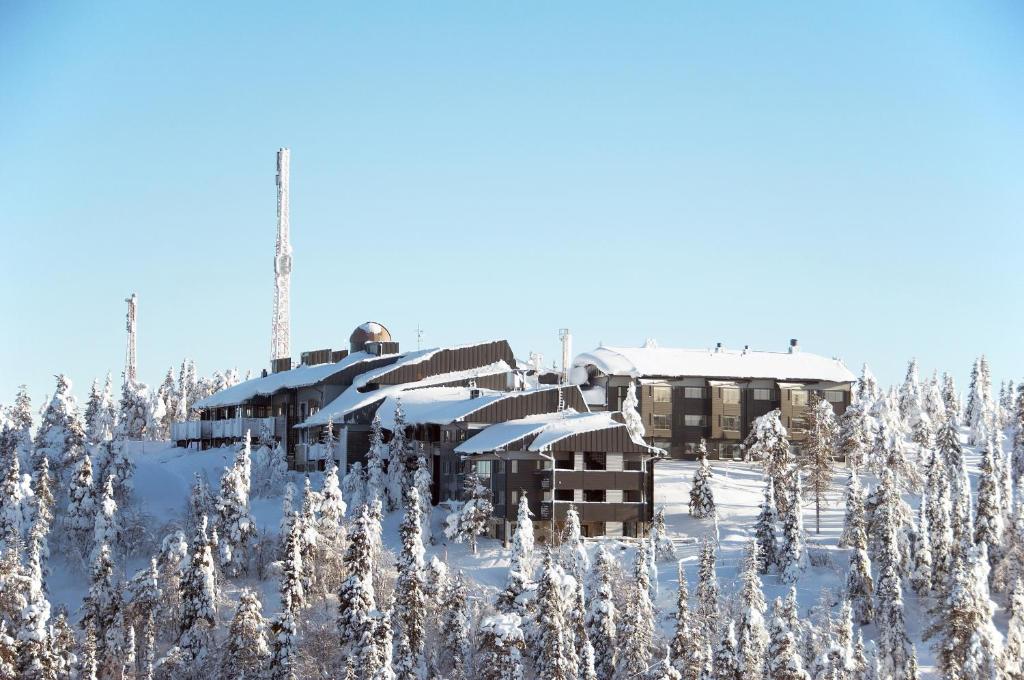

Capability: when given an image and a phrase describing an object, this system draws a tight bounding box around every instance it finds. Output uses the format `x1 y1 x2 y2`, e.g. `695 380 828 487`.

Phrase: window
555 490 574 501
493 489 505 506
650 414 671 430
624 490 642 503
684 414 706 427
790 417 807 432
651 386 671 403
825 390 845 403
753 388 773 401
721 387 740 404
493 461 505 474
475 461 492 476
584 452 606 470
624 459 643 471
584 489 606 503
721 415 741 431
684 387 705 399
791 390 808 406
510 460 519 474
555 456 574 470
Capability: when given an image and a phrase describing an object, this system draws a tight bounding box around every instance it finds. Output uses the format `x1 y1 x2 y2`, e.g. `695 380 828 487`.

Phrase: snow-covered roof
297 360 514 429
374 384 569 431
455 410 657 455
194 351 393 409
573 345 855 383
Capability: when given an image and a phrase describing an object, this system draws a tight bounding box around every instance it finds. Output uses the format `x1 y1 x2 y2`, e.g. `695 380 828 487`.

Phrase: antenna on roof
123 293 138 387
558 328 572 385
415 323 424 350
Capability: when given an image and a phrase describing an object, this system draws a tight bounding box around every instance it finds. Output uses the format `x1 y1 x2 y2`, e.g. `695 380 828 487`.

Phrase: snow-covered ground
44 434 1002 679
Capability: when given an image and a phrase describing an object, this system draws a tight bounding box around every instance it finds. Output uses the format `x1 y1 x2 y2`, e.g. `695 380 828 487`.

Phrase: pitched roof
373 384 570 431
455 410 660 455
573 345 855 383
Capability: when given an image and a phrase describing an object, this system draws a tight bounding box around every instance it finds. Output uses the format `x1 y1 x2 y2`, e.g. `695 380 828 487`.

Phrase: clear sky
1 2 1021 411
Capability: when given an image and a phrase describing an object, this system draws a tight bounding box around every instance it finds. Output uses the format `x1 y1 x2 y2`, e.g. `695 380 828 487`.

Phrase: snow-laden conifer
836 401 870 470
341 461 366 515
779 471 806 584
652 507 677 561
618 544 655 679
622 381 645 441
689 440 716 519
736 540 768 680
1003 579 1024 678
586 544 618 679
365 415 389 506
34 374 86 480
396 486 426 664
696 538 719 642
712 621 743 680
477 612 526 680
386 400 409 511
755 476 778 573
535 549 576 680
338 504 376 652
765 593 811 680
745 410 793 514
838 471 865 549
443 471 492 556
669 559 704 680
219 590 269 680
500 492 534 614
910 494 933 596
439 571 470 680
975 440 1005 566
801 395 836 534
178 515 217 665
413 452 432 541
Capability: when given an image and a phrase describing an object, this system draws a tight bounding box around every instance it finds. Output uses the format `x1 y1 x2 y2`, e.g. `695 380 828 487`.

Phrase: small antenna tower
558 328 572 385
416 323 424 350
124 293 138 386
271 148 293 363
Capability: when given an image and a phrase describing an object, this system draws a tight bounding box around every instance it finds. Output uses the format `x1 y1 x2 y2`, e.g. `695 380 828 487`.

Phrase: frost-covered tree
437 571 470 680
926 545 1003 680
689 440 716 519
215 433 255 576
396 486 426 664
17 522 55 680
898 359 923 422
477 613 526 680
280 512 305 614
338 504 376 652
268 607 298 680
765 594 811 680
65 454 96 557
779 471 806 584
618 545 655 679
586 544 618 679
910 494 933 596
697 538 719 641
91 473 118 562
801 395 836 534
856 363 881 406
754 476 778 574
736 540 768 680
838 471 865 549
712 622 743 680
975 441 1005 569
386 399 409 510
77 625 99 680
81 541 120 670
3 385 35 469
413 452 432 541
365 415 389 506
35 375 86 480
178 515 217 665
341 461 366 515
1012 383 1024 484
253 437 288 498
669 560 704 680
869 420 919 491
117 380 152 442
745 410 793 514
319 461 347 548
535 550 576 680
499 492 534 614
836 401 870 470
622 381 645 441
443 470 492 556
155 368 178 439
1004 579 1024 679
0 447 27 552
219 590 269 680
867 468 912 577
875 542 914 680
651 507 676 562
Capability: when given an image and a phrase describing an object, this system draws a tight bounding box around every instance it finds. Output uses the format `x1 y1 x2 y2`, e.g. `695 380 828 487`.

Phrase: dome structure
350 321 392 353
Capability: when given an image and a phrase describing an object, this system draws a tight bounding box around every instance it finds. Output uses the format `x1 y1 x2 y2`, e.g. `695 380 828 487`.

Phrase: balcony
535 470 645 492
539 501 645 523
171 416 280 441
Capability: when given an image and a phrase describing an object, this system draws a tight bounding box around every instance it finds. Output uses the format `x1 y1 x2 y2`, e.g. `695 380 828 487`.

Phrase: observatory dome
350 321 392 353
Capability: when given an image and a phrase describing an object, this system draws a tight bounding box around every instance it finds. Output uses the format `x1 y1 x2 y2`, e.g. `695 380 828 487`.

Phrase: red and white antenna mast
124 293 138 386
272 148 292 363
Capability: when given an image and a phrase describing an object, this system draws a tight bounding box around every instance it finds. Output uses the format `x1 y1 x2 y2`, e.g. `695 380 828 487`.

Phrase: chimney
743 345 749 354
715 342 723 352
789 338 799 353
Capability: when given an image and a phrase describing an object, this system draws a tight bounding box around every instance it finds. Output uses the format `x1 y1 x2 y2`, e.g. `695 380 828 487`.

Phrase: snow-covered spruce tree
898 359 923 424
866 468 912 577
800 394 836 534
696 537 719 642
1013 383 1024 484
745 410 793 514
298 477 320 595
5 385 35 469
870 420 920 492
438 571 470 680
155 368 178 440
754 476 779 574
651 646 683 680
669 559 704 680
618 543 655 679
413 451 432 540
215 433 256 577
966 357 984 445
499 492 534 614
736 540 768 680
975 441 1005 570
91 473 117 563
477 612 526 680
396 486 427 665
178 515 217 666
77 625 99 680
1004 579 1024 678
394 627 419 680
341 461 366 515
996 477 1024 594
712 621 743 680
856 363 881 406
652 507 677 561
280 512 306 614
219 590 269 680
17 522 56 680
622 381 645 441
765 594 811 680
926 452 955 595
268 607 298 680
838 471 865 549
365 415 389 507
586 544 618 679
535 549 576 680
779 471 806 584
35 375 86 480
82 541 121 670
689 440 716 519
338 504 376 652
910 493 933 596
874 536 914 680
318 461 347 560
836 400 870 470
49 607 76 678
926 544 1003 680
117 379 153 442
0 447 26 551
444 470 493 556
386 399 409 511
270 514 304 680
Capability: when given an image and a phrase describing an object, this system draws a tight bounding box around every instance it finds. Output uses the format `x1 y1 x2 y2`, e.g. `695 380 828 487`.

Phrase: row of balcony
536 470 645 492
170 416 283 441
538 501 645 523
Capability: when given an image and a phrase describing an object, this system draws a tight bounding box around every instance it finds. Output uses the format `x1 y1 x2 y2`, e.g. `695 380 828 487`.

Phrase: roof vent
470 388 481 399
743 345 749 354
789 338 800 353
715 342 723 352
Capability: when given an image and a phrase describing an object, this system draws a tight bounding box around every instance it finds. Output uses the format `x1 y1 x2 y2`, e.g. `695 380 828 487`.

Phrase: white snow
573 345 855 383
194 351 391 409
373 384 570 431
454 410 657 454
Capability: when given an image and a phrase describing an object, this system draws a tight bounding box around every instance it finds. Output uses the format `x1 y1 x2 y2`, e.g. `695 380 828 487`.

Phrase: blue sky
1 2 1022 410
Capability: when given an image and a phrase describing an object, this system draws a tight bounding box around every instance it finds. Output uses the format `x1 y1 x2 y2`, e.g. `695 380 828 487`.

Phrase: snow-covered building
571 339 856 459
